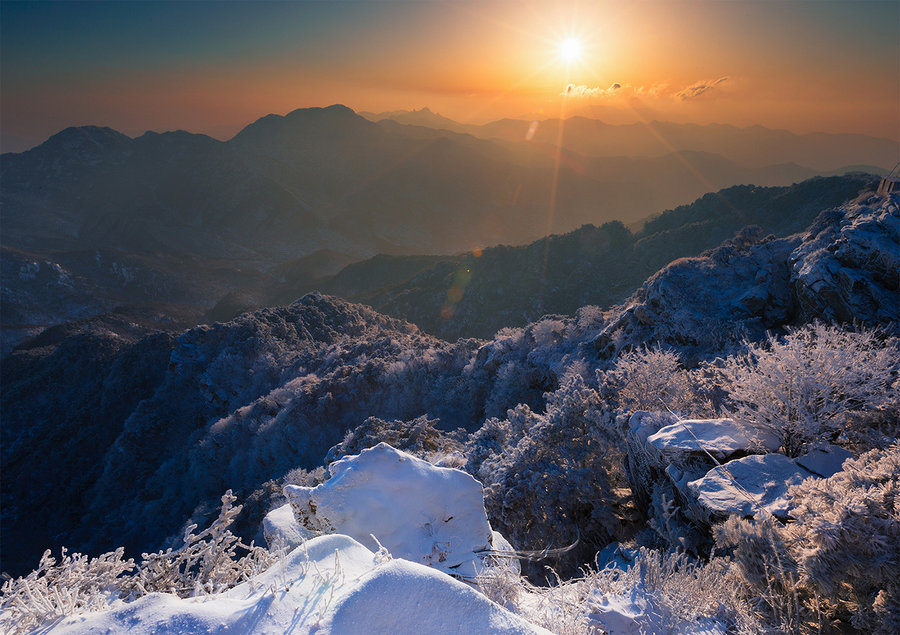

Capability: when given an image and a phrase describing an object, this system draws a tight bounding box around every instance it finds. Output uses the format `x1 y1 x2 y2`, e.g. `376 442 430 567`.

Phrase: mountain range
363 107 898 172
1 104 896 354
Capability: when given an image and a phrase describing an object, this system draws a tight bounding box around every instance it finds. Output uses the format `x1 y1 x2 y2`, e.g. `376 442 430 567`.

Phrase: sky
1 0 898 151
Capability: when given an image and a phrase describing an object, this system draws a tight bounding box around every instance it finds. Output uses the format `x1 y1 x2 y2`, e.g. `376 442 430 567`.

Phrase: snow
626 411 677 444
46 534 546 634
795 444 853 478
688 453 810 519
284 443 496 579
647 418 780 460
324 559 543 634
586 587 725 635
262 504 315 551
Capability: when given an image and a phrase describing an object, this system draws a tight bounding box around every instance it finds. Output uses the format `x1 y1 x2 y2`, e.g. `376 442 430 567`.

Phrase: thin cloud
562 83 622 98
633 83 668 98
676 77 729 100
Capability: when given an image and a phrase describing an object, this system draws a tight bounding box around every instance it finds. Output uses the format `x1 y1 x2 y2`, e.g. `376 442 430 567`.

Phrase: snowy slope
45 534 547 634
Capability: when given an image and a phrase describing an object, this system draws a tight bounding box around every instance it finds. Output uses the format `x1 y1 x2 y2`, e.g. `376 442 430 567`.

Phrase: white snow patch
587 587 725 635
284 443 495 579
795 444 853 478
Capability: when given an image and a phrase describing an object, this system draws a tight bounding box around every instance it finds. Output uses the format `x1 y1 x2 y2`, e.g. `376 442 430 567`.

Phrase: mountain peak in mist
358 106 464 132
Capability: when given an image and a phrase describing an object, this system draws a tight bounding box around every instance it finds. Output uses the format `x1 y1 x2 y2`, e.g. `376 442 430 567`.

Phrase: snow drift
43 534 546 634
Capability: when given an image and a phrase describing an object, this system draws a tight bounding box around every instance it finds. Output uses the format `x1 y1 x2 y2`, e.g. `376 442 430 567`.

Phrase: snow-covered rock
284 443 496 579
795 444 853 478
324 557 541 634
262 503 315 551
647 417 780 460
626 412 783 506
586 587 726 635
688 453 810 519
46 534 547 634
791 193 900 331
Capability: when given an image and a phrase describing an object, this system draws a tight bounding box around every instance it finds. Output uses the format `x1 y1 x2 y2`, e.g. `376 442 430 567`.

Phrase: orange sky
2 1 898 149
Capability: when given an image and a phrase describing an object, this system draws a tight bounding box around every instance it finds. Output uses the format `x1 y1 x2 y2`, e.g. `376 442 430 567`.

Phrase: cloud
562 82 622 98
633 83 668 98
675 76 729 100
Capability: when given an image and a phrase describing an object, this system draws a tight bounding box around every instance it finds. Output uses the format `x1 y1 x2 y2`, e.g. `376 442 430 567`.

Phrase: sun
559 37 583 63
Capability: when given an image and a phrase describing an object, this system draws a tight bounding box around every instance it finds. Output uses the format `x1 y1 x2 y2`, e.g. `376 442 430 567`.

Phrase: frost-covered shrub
282 465 328 489
132 490 273 598
715 515 804 632
491 546 761 634
598 345 699 414
471 376 632 579
574 304 606 332
0 548 135 634
843 403 900 453
717 444 900 633
718 323 899 456
530 318 567 348
786 444 900 632
324 415 466 465
0 490 273 633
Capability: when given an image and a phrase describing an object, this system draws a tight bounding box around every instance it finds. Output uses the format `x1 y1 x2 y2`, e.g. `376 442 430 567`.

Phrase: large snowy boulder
688 453 811 519
284 443 496 579
647 417 780 461
791 193 899 331
46 534 547 634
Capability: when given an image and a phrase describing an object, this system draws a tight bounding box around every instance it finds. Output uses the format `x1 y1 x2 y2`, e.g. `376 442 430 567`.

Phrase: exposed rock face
791 193 899 330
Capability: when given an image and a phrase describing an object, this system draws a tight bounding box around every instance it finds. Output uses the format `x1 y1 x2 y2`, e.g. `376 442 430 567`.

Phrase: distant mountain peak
17 125 133 164
40 125 131 150
284 104 357 119
231 104 377 146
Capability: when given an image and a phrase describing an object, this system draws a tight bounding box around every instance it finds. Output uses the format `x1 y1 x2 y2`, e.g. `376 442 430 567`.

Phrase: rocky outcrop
626 413 855 523
594 231 799 360
791 193 899 331
646 417 780 461
624 412 785 513
594 190 897 360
